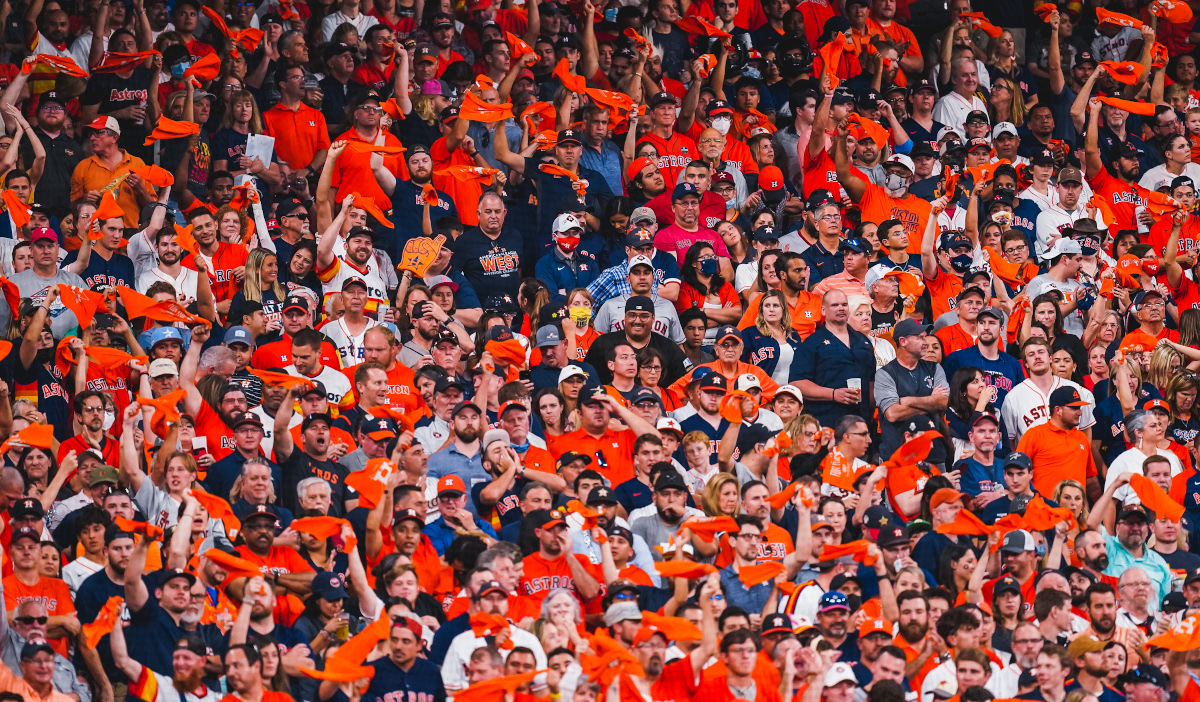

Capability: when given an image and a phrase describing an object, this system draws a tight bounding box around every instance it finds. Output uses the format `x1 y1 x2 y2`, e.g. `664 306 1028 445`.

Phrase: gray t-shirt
593 294 685 343
0 269 88 338
630 512 686 558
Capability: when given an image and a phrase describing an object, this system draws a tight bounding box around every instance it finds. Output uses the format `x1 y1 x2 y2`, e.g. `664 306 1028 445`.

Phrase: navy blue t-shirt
126 599 185 676
362 655 446 702
62 249 136 291
613 477 654 515
450 225 525 302
389 180 458 262
956 456 1004 497
942 345 1027 408
677 415 729 466
1093 394 1131 466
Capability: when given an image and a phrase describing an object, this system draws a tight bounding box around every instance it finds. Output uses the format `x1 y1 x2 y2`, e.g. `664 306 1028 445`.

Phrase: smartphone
192 436 208 462
519 369 531 383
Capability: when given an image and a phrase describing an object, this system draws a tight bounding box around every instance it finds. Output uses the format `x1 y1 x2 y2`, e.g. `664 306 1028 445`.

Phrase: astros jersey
315 256 388 318
317 317 378 369
519 551 603 606
183 242 249 304
637 131 699 189
283 364 353 414
1000 376 1096 445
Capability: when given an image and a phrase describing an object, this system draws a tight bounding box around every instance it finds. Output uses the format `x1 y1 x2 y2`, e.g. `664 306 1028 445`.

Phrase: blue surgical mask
511 441 529 453
171 61 190 79
699 258 720 275
950 253 973 273
742 66 762 80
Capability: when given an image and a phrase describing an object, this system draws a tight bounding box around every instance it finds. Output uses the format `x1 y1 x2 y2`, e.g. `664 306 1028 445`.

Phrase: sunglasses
285 212 309 221
15 616 47 625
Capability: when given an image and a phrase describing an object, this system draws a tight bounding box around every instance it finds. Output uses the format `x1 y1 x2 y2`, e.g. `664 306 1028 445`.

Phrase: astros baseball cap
1049 386 1088 408
87 116 121 135
818 591 850 612
436 475 466 496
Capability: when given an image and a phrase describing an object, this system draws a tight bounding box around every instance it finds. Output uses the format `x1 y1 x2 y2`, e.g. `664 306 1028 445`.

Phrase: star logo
880 516 888 525
823 339 830 344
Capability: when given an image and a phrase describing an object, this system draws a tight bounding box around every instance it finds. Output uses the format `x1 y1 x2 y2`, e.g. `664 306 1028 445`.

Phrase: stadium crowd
7 0 1200 701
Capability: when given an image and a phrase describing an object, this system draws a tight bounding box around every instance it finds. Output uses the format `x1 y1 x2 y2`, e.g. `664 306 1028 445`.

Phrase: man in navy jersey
362 617 446 702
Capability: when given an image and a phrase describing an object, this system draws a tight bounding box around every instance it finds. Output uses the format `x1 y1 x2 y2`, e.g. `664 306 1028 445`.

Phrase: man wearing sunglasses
3 528 78 660
0 597 90 702
330 90 406 208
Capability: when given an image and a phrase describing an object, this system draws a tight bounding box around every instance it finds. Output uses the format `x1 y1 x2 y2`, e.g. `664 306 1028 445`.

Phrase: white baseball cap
884 153 915 174
825 662 857 687
656 417 683 435
864 263 895 290
775 385 804 403
1044 237 1082 259
937 125 964 142
552 213 583 234
557 365 588 383
736 373 761 392
628 254 654 270
148 358 178 378
992 121 1018 139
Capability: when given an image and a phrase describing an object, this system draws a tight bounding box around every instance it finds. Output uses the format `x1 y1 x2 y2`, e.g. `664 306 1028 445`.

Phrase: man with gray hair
441 578 546 692
296 477 332 515
932 57 987 134
1116 567 1156 631
231 456 294 528
197 345 237 381
0 597 91 702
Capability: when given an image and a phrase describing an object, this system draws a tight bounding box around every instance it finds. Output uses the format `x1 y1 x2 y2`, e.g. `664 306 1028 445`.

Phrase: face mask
556 235 580 253
742 66 762 80
103 410 116 431
511 441 530 452
699 258 720 275
570 306 592 327
991 211 1013 226
884 173 907 191
845 594 863 612
711 116 732 135
171 61 190 79
725 198 737 210
1080 243 1098 257
950 253 973 273
995 187 1016 199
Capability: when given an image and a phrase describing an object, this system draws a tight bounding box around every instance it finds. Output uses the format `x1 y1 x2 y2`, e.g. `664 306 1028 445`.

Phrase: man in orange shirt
935 288 993 356
836 125 936 256
895 590 946 693
866 0 922 74
1016 386 1098 498
3 528 77 658
234 505 316 596
69 116 153 228
547 385 660 485
1083 98 1144 233
339 326 422 414
331 90 405 204
263 65 331 177
517 508 602 607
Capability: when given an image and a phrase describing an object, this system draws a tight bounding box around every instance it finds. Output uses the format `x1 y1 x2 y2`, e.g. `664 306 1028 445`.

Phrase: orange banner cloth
82 596 123 647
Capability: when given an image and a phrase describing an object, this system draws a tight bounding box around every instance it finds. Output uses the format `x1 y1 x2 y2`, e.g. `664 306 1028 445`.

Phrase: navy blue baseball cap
819 591 851 612
839 238 870 254
753 224 780 242
312 572 348 601
672 182 701 202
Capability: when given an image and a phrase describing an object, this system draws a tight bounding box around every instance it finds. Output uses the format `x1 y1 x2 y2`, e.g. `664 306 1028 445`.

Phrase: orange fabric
331 127 405 205
262 100 331 171
1147 613 1200 650
673 16 732 37
959 12 1002 37
1 191 28 228
679 516 739 542
183 53 220 82
519 551 603 606
937 508 993 536
858 182 935 254
201 548 260 581
246 367 316 390
81 595 122 648
821 448 862 492
200 7 264 51
0 421 50 456
58 285 107 330
1016 421 1098 497
290 516 350 540
638 611 702 642
818 540 879 565
113 515 164 540
343 458 396 510
1023 495 1076 530
1099 61 1145 85
817 34 849 89
965 160 1010 185
1097 7 1143 27
1129 473 1185 521
737 561 787 587
431 137 483 227
986 246 1038 287
521 101 555 133
131 165 174 188
3 575 75 657
23 53 87 77
191 490 242 540
654 561 718 579
143 117 201 145
1152 0 1192 23
459 90 514 122
714 522 793 567
547 427 637 484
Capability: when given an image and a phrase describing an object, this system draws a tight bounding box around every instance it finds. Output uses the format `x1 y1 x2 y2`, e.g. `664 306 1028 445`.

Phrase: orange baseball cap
929 488 967 509
437 475 466 496
1144 399 1171 413
859 619 895 639
1116 254 1144 276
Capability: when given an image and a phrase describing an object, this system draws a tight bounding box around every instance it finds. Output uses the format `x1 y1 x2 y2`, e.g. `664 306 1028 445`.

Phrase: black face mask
845 593 862 612
994 187 1016 199
34 348 53 365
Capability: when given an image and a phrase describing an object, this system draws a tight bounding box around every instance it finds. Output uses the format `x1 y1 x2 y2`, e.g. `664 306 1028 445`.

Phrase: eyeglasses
357 105 383 114
613 592 637 601
15 617 47 625
817 213 842 222
1012 638 1042 646
698 138 723 144
642 365 662 373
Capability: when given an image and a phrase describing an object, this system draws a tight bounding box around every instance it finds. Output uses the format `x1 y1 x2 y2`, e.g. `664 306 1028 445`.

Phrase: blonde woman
740 289 801 385
228 248 287 335
1054 479 1089 564
847 295 896 367
700 473 740 517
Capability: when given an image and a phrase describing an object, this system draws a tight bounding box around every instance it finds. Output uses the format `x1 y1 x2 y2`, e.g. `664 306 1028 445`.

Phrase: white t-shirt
1105 446 1183 502
318 316 379 368
1139 163 1200 193
252 404 301 458
62 556 104 595
283 364 352 408
137 266 200 305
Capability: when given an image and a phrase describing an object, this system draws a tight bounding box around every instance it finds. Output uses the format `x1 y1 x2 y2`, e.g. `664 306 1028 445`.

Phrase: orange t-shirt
519 551 604 611
547 428 637 484
696 676 784 702
1087 167 1144 233
886 462 941 518
219 691 295 702
1016 421 1099 497
331 127 405 205
926 267 963 321
619 656 699 702
715 522 795 568
195 402 236 464
182 242 249 304
431 137 483 227
895 634 942 693
737 291 824 340
340 361 423 414
3 575 75 656
637 130 700 189
865 18 922 60
858 182 935 255
518 445 556 475
234 545 315 578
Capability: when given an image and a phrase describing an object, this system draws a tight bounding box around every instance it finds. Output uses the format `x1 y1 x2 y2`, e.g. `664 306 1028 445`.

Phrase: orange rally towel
679 516 740 541
505 32 534 59
246 368 315 390
82 596 123 647
1099 61 1144 85
346 141 406 155
131 165 174 188
0 424 54 455
343 458 397 509
201 548 260 580
1022 494 1076 530
1097 7 1142 27
552 58 587 93
23 54 87 77
1151 0 1192 23
2 190 29 228
144 117 201 145
290 516 351 540
1129 474 1185 521
58 285 107 329
135 388 186 439
434 166 499 183
183 53 221 82
1147 613 1200 650
638 611 702 641
959 12 1002 37
654 561 718 579
737 561 787 587
818 540 879 565
189 490 242 539
673 16 732 37
459 90 514 122
92 50 159 73
1034 4 1057 20
114 515 164 541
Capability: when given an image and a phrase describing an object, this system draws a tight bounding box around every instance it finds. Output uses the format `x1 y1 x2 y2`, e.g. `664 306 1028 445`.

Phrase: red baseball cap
437 475 466 496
